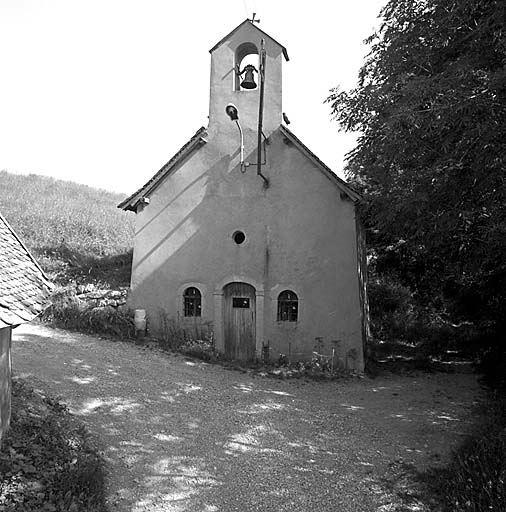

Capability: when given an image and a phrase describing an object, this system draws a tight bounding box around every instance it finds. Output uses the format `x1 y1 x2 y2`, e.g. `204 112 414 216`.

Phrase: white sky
0 0 386 194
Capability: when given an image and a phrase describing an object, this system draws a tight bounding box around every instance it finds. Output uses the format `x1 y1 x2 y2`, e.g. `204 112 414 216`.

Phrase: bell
240 64 257 89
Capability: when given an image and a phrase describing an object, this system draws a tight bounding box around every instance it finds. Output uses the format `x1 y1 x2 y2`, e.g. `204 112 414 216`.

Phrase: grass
425 392 506 511
362 393 506 512
41 287 136 339
0 170 134 287
0 378 106 512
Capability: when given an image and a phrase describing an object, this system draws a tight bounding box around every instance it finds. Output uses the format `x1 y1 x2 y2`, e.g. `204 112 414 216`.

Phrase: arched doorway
223 282 256 361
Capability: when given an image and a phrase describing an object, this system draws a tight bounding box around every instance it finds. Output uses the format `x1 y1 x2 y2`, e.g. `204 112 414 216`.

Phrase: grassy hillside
0 170 135 287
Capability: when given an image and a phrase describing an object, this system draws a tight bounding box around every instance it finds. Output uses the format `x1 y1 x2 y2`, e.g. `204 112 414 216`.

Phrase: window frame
183 286 202 318
277 290 299 322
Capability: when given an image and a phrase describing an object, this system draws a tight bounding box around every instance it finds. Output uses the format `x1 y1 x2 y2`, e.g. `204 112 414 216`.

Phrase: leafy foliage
42 287 136 339
0 379 105 512
328 1 506 360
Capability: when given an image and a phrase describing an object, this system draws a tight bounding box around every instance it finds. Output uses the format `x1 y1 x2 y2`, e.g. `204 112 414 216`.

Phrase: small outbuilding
0 213 52 442
119 20 368 370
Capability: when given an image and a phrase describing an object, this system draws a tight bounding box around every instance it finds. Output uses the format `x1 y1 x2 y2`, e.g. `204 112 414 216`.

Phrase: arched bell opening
235 42 259 91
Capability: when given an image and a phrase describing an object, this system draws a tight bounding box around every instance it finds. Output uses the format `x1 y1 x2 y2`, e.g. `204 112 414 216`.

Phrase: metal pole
257 39 269 187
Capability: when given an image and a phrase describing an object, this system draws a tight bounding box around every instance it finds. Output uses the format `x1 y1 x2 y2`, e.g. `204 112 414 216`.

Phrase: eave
279 125 361 203
210 19 289 61
118 127 208 212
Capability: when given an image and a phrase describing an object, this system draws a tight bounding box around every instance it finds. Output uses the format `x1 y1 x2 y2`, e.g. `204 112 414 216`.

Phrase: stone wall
74 285 128 310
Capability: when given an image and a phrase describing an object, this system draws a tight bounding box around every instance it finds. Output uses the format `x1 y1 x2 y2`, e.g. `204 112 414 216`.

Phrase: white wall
128 128 364 370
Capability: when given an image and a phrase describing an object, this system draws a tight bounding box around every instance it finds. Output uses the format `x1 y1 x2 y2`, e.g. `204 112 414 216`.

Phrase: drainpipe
257 39 269 188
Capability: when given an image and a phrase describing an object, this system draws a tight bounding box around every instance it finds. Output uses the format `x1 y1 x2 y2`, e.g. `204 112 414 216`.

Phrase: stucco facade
120 20 367 371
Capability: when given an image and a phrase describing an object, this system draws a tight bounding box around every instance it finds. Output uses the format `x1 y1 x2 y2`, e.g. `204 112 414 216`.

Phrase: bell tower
208 20 289 139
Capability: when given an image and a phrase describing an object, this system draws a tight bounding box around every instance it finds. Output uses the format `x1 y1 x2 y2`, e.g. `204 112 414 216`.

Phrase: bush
366 274 481 368
0 379 106 511
42 288 135 339
367 276 416 343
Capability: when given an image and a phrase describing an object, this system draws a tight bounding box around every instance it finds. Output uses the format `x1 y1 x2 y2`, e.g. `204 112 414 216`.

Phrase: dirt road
12 323 483 511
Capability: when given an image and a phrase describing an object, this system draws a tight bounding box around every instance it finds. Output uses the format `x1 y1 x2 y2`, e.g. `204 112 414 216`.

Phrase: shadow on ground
12 324 483 512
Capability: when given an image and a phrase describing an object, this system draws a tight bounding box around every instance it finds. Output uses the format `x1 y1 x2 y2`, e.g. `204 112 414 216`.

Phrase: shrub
42 288 135 339
366 274 481 368
0 379 106 511
367 276 415 343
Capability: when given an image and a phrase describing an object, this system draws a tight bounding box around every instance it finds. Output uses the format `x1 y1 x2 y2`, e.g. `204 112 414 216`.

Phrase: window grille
232 297 250 308
184 287 202 317
277 290 298 322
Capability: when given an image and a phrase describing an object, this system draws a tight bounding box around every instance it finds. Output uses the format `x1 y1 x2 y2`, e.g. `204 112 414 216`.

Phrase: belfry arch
235 42 259 91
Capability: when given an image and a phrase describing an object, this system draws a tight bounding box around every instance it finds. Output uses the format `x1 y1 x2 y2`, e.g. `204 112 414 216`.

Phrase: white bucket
134 309 146 333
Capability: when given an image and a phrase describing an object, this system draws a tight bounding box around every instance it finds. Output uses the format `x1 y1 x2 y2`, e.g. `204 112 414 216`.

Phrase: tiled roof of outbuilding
0 213 53 328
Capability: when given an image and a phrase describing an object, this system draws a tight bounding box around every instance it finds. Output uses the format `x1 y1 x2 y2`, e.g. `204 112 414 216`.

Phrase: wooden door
223 282 256 361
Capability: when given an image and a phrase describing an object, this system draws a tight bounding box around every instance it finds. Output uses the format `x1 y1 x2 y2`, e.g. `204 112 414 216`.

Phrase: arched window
277 290 298 322
235 42 259 91
184 287 201 317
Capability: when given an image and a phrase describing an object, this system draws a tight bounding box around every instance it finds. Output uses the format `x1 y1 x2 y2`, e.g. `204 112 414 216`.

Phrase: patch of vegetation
248 353 358 380
425 393 506 511
41 287 136 339
328 0 506 385
370 394 506 511
152 313 358 378
0 378 106 512
38 245 133 290
0 170 134 288
366 274 477 375
155 314 216 359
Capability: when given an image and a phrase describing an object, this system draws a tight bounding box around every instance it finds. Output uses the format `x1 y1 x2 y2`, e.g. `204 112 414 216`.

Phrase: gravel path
12 323 483 511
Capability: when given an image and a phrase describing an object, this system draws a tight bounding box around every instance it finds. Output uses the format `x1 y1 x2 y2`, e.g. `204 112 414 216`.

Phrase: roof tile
0 212 53 328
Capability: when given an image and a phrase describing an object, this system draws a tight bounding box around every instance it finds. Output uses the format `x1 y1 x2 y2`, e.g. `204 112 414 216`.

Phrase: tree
328 0 506 332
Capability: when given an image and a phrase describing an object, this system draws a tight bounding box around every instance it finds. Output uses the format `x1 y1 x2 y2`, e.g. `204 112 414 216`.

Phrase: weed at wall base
155 311 215 360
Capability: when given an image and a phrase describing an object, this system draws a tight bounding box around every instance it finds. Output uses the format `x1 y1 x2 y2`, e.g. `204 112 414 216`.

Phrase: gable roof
118 127 208 212
210 19 289 61
119 124 360 212
0 213 53 328
279 125 361 203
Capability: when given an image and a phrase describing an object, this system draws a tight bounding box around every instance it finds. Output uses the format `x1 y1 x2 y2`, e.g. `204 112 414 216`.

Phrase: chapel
119 19 368 370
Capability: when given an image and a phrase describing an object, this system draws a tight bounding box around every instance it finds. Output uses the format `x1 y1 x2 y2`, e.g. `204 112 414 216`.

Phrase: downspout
257 39 269 188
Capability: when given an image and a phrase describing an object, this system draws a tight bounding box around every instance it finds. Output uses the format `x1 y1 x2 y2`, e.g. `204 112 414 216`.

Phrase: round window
232 231 246 245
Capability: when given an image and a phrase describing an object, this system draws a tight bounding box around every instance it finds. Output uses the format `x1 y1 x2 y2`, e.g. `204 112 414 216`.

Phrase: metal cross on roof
248 13 260 24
